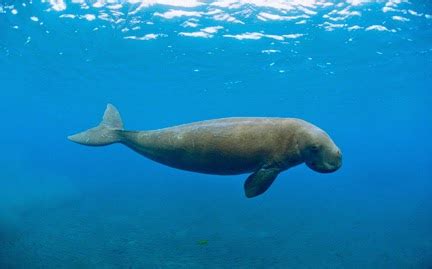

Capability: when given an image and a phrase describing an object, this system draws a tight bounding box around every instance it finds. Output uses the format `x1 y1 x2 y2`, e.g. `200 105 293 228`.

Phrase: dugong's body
69 104 342 198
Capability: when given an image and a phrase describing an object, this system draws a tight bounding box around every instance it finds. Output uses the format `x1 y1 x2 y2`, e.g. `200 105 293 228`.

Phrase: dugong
68 104 342 198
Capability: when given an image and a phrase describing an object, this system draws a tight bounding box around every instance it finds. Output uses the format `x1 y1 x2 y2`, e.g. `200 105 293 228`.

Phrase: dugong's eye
310 145 320 152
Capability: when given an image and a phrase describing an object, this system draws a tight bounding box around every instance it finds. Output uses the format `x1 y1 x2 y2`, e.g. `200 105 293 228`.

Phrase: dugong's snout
326 148 342 172
300 125 342 174
306 148 342 173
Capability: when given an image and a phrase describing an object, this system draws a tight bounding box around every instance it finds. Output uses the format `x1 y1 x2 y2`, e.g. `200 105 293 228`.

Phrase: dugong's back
122 118 302 175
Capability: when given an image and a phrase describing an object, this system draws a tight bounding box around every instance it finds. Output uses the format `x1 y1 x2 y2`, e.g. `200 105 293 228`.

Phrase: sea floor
1 163 431 269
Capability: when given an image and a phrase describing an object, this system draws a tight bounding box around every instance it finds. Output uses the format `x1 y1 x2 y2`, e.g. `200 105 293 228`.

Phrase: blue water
1 0 431 268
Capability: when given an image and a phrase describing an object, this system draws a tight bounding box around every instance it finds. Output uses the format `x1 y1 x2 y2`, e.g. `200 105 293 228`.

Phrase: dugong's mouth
320 165 340 173
307 160 342 173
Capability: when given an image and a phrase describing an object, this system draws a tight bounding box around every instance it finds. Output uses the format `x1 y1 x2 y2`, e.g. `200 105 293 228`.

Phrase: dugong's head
299 124 342 173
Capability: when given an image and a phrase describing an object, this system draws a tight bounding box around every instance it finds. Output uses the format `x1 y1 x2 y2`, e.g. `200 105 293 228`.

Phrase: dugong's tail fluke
68 104 124 146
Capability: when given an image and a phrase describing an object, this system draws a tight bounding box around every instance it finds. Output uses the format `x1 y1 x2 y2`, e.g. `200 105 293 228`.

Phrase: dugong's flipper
68 104 124 146
244 168 280 198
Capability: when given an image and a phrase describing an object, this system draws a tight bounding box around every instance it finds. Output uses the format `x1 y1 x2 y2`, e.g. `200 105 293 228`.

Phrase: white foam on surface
201 26 223 34
179 31 213 38
39 0 428 42
223 32 303 41
408 9 422 17
223 32 264 40
392 15 409 22
108 4 123 10
261 49 281 54
181 19 199 28
124 33 166 40
283 34 304 39
347 25 363 31
212 12 244 24
257 12 308 21
178 25 223 38
49 0 67 11
320 22 347 31
60 14 76 19
365 25 395 32
81 14 96 21
154 10 202 19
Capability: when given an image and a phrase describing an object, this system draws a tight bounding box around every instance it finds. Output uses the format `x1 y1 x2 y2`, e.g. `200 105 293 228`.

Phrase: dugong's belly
122 118 297 175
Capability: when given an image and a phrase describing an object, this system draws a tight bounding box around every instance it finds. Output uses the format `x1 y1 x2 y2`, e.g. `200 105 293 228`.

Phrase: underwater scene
1 0 431 268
